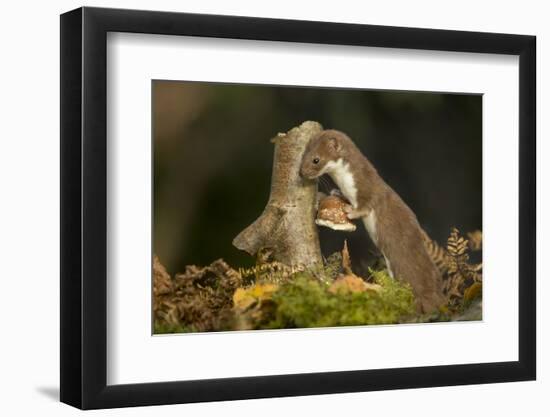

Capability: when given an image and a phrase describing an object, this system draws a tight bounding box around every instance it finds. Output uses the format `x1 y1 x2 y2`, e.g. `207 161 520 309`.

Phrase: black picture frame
60 6 536 410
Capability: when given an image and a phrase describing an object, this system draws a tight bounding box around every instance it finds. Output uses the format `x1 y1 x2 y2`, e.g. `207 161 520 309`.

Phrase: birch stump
232 121 323 268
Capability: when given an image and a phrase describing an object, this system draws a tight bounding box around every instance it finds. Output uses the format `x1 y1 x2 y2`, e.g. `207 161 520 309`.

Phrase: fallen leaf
329 274 381 294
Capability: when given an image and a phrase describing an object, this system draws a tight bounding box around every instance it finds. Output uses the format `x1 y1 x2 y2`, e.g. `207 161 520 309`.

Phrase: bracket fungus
315 194 357 232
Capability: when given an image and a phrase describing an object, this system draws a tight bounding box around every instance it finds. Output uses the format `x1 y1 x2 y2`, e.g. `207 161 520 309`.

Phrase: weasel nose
300 168 311 179
300 169 314 180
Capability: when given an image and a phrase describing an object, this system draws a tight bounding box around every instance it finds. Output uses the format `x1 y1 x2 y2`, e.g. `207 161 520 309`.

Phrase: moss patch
267 270 415 329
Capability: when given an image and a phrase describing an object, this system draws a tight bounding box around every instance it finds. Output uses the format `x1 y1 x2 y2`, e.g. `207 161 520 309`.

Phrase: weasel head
300 130 347 179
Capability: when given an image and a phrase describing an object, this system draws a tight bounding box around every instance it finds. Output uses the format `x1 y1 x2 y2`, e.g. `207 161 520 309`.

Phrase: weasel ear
328 137 341 153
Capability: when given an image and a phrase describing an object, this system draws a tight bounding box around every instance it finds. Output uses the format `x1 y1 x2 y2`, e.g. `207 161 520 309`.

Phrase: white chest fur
323 159 387 275
362 210 378 245
324 159 358 208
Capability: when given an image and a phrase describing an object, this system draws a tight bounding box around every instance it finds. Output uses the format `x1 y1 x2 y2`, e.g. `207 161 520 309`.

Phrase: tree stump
232 121 323 268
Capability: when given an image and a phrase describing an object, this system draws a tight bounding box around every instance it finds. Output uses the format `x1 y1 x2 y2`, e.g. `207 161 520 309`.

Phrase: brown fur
301 130 446 313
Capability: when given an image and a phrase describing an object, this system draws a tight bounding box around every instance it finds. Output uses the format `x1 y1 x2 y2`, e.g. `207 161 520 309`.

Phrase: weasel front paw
344 205 368 220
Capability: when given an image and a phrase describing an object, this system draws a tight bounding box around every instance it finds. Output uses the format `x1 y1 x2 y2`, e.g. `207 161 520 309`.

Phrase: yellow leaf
464 282 482 303
233 283 279 311
251 283 278 299
233 288 256 311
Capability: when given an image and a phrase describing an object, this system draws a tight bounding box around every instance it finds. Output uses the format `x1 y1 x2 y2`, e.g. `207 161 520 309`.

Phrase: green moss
265 270 416 329
153 321 191 334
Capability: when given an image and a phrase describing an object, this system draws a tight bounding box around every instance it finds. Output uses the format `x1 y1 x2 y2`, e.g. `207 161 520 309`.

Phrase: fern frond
423 236 449 273
442 227 483 307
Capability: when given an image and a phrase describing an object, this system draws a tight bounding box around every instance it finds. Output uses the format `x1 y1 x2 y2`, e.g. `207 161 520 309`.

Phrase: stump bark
232 121 323 268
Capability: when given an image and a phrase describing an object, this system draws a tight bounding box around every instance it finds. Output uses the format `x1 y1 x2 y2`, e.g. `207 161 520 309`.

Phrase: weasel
300 129 445 313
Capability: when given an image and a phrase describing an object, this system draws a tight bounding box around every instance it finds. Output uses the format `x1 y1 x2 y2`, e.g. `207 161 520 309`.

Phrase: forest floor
153 228 482 334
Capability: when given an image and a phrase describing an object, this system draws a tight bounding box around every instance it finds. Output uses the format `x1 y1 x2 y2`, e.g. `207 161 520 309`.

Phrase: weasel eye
312 157 320 164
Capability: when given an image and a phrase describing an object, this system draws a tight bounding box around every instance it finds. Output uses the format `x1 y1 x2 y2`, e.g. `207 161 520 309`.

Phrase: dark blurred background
153 80 482 275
